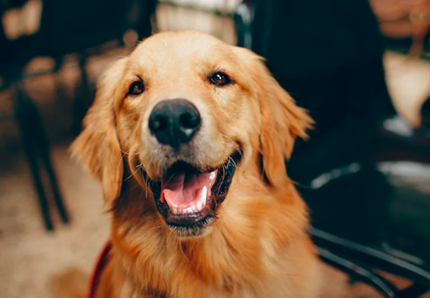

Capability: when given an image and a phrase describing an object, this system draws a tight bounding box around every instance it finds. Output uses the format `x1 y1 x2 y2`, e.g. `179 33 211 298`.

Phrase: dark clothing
250 0 396 183
252 0 394 138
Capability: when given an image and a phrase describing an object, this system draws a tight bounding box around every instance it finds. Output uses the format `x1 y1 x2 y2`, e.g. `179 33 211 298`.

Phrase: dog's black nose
149 99 201 149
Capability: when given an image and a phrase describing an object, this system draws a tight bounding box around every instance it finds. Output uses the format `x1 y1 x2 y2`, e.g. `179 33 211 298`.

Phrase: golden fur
71 31 348 298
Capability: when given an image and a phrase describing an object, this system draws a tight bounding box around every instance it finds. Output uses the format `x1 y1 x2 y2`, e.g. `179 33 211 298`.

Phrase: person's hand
370 0 430 37
370 0 430 54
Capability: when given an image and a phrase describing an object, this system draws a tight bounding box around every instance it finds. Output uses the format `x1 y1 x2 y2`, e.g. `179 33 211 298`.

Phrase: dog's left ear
255 59 313 187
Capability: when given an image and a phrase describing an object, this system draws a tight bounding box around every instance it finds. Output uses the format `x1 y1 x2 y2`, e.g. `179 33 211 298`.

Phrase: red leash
88 241 112 298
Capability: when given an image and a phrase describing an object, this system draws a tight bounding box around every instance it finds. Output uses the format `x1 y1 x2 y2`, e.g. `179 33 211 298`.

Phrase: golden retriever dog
71 31 348 298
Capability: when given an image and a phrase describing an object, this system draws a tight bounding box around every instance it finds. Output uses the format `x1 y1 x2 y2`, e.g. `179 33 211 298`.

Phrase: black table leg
12 81 70 230
13 83 54 230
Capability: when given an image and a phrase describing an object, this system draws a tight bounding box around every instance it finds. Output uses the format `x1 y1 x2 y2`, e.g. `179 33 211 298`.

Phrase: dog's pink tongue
162 172 211 208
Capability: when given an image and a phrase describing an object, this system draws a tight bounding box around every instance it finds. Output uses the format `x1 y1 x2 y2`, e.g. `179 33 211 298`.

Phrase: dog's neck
109 172 309 296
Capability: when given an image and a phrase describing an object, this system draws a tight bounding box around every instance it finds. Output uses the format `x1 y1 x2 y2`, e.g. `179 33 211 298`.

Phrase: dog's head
71 31 311 239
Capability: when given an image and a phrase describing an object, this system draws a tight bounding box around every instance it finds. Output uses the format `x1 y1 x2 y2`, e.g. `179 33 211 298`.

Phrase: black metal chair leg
23 144 54 231
13 83 54 231
40 144 69 224
317 246 398 298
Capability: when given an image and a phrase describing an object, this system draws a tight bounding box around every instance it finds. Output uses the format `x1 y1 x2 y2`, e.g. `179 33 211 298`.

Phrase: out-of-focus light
310 163 362 189
383 115 414 137
123 30 139 48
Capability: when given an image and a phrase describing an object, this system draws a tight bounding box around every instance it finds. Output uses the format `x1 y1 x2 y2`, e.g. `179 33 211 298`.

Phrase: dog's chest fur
104 228 322 298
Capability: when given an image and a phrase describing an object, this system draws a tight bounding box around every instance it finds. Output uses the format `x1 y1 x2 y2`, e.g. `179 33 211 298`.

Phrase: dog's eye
128 81 145 96
209 72 231 86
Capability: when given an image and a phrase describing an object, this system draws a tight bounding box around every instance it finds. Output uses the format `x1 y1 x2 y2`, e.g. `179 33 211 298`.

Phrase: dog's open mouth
148 151 241 235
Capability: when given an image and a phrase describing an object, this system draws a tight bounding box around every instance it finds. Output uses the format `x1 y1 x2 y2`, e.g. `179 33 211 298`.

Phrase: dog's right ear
234 47 312 188
70 58 127 205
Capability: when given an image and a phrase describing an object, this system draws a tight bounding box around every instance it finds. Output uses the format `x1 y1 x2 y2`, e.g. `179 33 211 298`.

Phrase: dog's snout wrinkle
149 99 201 150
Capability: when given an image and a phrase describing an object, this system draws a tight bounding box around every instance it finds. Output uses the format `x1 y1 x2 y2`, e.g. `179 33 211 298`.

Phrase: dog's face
71 31 311 239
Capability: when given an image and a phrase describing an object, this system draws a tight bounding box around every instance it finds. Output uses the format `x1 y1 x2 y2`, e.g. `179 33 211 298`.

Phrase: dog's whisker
228 156 238 169
145 177 154 196
139 167 154 197
177 241 192 264
123 166 142 183
134 163 152 197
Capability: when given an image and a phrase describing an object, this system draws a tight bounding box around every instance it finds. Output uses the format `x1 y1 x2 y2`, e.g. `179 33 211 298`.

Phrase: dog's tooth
201 186 207 201
197 201 202 211
172 207 178 214
210 171 216 180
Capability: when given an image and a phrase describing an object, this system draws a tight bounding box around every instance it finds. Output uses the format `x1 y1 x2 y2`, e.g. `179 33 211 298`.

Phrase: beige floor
0 143 110 298
1 3 430 298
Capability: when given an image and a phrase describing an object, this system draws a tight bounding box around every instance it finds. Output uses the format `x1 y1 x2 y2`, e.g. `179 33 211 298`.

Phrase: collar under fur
88 242 112 298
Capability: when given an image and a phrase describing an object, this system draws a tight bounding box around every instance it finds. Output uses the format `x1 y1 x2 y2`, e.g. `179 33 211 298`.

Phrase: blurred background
0 0 430 297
